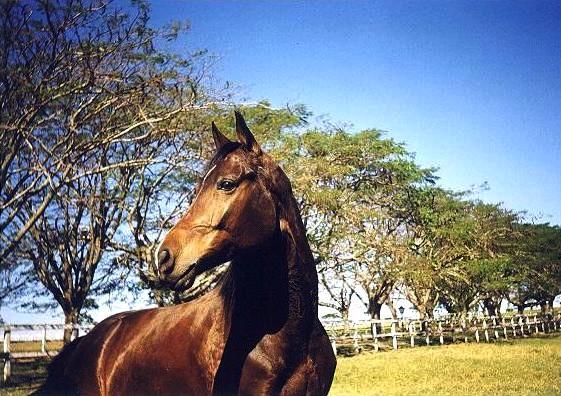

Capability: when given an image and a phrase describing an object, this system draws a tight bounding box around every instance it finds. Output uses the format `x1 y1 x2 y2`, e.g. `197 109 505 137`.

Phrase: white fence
1 324 92 383
325 313 561 356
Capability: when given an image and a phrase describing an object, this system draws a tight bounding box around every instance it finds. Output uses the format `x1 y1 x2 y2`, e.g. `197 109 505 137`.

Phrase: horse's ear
212 121 231 151
235 111 262 155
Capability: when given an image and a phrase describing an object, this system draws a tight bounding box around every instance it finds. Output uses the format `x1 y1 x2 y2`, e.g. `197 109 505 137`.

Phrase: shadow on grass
1 357 49 395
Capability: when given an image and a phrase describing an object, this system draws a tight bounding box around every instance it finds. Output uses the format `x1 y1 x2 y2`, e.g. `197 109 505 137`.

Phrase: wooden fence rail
1 324 93 384
325 312 561 357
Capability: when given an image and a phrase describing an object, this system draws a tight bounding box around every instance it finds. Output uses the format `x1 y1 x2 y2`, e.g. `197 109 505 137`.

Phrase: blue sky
151 0 561 225
3 0 561 324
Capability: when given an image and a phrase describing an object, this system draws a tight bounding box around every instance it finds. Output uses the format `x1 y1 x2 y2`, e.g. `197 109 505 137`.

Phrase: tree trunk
387 299 398 320
418 307 428 331
63 309 79 345
423 302 435 321
517 305 524 315
368 299 382 320
341 309 350 334
492 296 503 318
460 303 471 320
368 299 383 332
483 298 497 317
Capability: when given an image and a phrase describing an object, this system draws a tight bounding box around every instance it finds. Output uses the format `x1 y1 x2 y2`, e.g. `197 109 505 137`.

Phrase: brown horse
37 112 336 396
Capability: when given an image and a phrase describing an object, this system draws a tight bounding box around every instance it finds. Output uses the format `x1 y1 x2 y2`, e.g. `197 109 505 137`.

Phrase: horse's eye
217 179 237 191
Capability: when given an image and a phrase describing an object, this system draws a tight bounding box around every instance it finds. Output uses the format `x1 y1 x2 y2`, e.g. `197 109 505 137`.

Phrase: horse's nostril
158 248 174 276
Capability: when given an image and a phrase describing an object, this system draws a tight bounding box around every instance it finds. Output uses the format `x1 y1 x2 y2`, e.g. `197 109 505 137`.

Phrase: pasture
3 334 560 395
331 334 561 396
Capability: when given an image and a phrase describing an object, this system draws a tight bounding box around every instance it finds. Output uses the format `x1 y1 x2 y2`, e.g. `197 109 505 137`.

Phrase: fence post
461 319 468 343
493 317 500 340
438 321 444 345
3 327 11 384
511 317 517 337
409 321 415 347
72 325 79 341
450 319 456 343
425 321 430 346
41 325 47 354
533 315 539 334
371 321 379 352
353 326 360 354
391 320 398 350
475 319 480 343
483 319 490 342
520 316 527 337
501 318 508 340
331 338 337 357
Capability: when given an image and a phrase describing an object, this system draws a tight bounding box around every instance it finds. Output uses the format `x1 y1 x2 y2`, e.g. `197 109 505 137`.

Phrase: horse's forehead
215 150 253 173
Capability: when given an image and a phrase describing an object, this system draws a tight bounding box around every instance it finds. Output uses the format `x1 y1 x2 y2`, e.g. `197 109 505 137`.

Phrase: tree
318 255 357 326
401 187 470 320
508 223 561 314
21 160 131 342
436 202 520 317
2 0 226 328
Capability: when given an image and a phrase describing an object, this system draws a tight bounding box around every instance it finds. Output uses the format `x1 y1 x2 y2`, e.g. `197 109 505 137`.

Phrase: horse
37 112 336 395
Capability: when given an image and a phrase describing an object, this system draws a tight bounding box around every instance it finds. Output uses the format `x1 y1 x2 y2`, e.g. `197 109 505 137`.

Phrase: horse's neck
280 193 319 329
211 194 318 394
219 194 318 337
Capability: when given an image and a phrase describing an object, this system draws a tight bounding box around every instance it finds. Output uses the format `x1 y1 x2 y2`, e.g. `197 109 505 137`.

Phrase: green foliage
508 223 561 309
404 187 522 316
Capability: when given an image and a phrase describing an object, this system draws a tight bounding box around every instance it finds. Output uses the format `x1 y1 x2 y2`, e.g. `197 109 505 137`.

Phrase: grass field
331 334 561 396
2 335 561 395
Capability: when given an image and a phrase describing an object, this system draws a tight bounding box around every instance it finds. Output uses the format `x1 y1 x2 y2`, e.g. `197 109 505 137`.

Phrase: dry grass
331 334 561 395
10 341 64 353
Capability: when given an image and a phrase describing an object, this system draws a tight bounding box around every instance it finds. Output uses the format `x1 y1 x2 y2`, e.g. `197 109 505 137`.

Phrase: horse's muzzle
170 263 199 291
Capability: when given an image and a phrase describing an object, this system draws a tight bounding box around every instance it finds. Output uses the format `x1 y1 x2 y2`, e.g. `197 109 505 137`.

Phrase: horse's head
157 112 288 291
